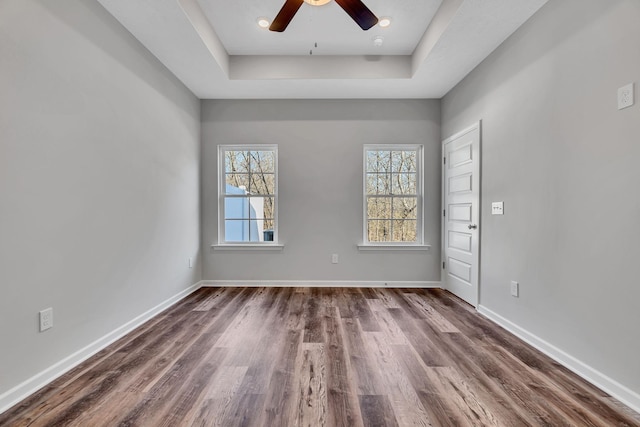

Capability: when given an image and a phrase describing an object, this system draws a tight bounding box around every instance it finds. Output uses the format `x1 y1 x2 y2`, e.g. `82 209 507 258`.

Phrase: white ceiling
201 0 443 56
97 0 548 99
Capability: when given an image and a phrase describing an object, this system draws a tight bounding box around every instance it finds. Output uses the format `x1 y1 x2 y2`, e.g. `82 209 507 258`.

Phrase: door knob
468 224 478 230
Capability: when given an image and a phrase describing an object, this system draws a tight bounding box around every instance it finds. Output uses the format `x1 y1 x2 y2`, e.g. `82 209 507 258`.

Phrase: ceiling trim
412 0 463 73
230 55 411 80
178 0 229 75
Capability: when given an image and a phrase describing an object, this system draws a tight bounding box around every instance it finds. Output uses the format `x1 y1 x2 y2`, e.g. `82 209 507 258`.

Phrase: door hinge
443 157 446 165
443 209 446 217
442 261 446 269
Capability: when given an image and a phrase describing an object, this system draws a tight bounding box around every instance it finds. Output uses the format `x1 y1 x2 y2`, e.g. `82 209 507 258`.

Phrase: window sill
212 244 284 251
357 244 431 251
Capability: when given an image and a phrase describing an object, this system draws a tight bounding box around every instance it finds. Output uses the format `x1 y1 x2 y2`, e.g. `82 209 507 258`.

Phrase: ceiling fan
269 0 378 32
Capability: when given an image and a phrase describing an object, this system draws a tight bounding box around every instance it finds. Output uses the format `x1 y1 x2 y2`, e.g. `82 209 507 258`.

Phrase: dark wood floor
2 287 639 426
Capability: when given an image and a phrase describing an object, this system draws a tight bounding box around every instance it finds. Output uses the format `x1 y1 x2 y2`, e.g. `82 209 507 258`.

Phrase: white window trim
361 144 425 248
211 243 284 251
357 243 431 251
217 144 280 246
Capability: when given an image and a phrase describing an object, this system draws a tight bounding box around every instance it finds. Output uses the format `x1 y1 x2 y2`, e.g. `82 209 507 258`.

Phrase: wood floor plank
340 317 386 395
359 395 399 427
115 342 227 426
291 343 328 427
186 366 249 426
192 287 230 311
387 307 450 367
370 288 401 308
359 287 379 300
392 343 493 427
362 333 432 427
1 287 638 427
368 299 410 345
403 293 460 333
302 288 325 343
285 289 306 330
324 306 365 427
335 289 380 332
259 329 302 426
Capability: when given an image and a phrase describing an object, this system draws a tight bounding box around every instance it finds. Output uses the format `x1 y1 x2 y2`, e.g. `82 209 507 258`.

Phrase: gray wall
442 0 640 395
202 99 441 282
0 0 201 398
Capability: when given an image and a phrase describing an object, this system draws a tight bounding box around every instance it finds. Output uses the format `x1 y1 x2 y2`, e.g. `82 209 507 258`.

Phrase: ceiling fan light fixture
257 17 270 28
378 17 391 28
303 0 332 6
270 0 376 32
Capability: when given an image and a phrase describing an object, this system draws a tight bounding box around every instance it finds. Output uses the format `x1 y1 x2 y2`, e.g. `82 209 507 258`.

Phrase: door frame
441 121 482 307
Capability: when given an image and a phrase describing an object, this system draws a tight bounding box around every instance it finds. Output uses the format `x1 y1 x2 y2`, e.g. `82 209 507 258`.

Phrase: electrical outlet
510 281 519 297
39 308 53 332
618 83 634 110
331 254 339 264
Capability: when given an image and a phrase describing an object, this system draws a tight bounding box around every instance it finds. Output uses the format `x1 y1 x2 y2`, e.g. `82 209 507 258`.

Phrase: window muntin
219 146 277 243
364 146 423 244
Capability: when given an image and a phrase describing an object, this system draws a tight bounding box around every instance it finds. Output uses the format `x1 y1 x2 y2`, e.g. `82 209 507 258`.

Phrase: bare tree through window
365 147 421 243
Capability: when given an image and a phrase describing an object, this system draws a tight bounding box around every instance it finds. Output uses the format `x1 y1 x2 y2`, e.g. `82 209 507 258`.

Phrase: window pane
393 197 417 219
225 151 249 174
366 173 391 195
391 150 417 173
364 146 421 245
249 151 275 173
392 173 417 195
221 146 277 244
368 220 392 242
225 219 275 242
392 219 417 242
367 197 392 219
248 197 275 220
225 219 254 242
225 174 249 193
224 196 249 220
366 150 391 174
249 173 275 195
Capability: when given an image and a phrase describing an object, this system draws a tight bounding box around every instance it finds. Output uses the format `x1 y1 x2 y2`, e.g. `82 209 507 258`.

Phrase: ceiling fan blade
334 0 378 30
269 0 304 32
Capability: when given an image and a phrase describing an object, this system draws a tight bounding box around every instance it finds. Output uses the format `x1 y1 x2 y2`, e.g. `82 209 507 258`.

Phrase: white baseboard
0 281 204 415
478 305 640 415
201 280 441 288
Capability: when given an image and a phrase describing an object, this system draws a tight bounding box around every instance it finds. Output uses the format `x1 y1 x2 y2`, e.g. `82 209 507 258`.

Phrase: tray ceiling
97 0 549 99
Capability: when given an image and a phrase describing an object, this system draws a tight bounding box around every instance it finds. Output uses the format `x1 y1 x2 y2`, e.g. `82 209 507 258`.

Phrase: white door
442 122 481 307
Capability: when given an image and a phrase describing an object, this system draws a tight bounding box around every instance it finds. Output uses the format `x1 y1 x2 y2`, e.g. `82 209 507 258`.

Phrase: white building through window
364 145 423 245
219 145 278 244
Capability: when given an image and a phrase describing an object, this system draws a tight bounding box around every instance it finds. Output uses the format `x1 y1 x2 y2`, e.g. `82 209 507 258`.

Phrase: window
219 145 278 244
364 145 423 245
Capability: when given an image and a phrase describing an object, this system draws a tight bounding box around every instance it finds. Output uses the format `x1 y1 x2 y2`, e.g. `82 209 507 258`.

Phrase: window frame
362 144 425 247
217 144 279 247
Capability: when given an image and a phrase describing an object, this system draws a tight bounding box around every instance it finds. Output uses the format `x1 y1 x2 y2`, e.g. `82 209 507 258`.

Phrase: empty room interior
1 0 639 425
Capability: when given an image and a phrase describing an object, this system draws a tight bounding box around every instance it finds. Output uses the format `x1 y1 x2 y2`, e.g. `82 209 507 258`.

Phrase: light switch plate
491 202 504 215
618 83 634 110
511 281 519 297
